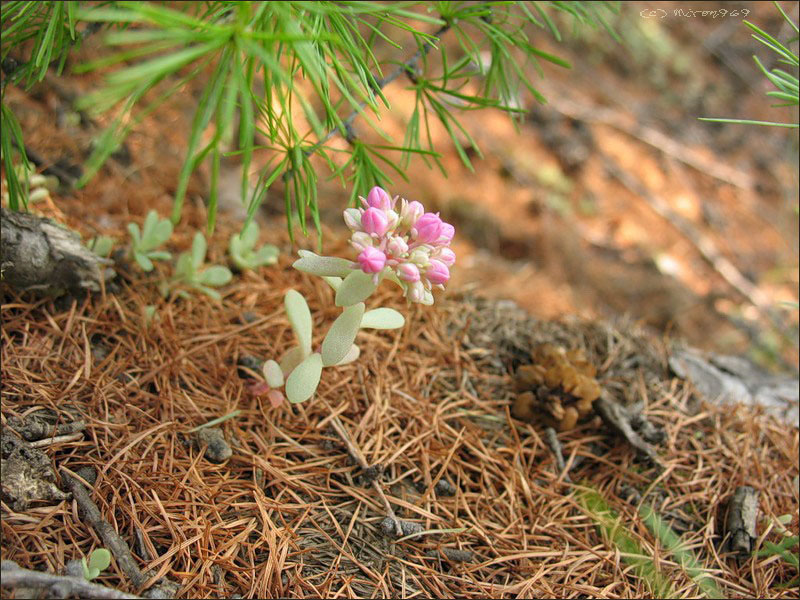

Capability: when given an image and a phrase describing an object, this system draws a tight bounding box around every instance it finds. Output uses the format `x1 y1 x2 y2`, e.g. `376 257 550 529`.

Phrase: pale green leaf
253 245 279 265
284 290 313 356
361 308 405 329
292 251 353 277
334 344 360 365
191 232 207 269
134 251 154 272
127 222 141 245
322 276 343 291
322 303 365 366
335 270 379 306
241 220 259 248
151 218 173 246
285 352 323 403
87 549 111 572
198 265 232 287
262 359 284 388
280 346 305 376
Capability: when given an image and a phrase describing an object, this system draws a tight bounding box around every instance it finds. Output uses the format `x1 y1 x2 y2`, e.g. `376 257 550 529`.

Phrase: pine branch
307 23 451 155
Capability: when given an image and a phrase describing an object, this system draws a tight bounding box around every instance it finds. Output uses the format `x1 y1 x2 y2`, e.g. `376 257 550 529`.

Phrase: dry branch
1 560 142 600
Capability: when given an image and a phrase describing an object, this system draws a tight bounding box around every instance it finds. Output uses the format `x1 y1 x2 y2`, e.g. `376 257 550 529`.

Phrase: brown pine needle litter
1 221 798 599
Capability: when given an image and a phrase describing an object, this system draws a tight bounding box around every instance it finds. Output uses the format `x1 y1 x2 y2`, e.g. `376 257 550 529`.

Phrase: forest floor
2 2 798 598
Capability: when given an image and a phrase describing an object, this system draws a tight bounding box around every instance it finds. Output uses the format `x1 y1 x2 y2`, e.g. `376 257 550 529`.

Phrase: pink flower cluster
344 186 456 304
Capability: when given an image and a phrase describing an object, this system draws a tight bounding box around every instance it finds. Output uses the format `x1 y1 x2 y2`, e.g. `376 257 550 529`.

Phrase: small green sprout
81 548 111 581
170 232 233 301
127 210 173 271
228 221 279 271
757 513 799 587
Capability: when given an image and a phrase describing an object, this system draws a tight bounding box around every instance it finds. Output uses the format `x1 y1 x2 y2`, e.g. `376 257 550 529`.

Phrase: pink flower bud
438 222 455 244
397 262 421 282
413 212 443 244
367 186 393 210
361 207 389 236
401 200 425 228
386 236 409 257
426 259 450 285
343 208 362 231
435 247 456 267
350 231 373 252
358 246 386 274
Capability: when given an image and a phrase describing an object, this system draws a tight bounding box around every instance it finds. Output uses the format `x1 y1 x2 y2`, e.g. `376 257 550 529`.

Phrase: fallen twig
543 426 572 484
595 392 662 468
60 467 149 589
28 432 85 448
1 560 141 600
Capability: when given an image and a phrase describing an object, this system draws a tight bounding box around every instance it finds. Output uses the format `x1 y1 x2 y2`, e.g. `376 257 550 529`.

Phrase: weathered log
1 206 112 294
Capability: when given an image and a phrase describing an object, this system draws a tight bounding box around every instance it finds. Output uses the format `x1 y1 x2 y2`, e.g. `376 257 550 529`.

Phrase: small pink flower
386 236 409 257
407 281 426 303
397 262 421 282
367 186 393 210
426 259 450 285
350 231 374 252
408 249 430 268
413 212 443 244
361 207 389 236
435 247 456 267
438 222 455 244
358 246 386 274
343 208 362 231
401 200 425 228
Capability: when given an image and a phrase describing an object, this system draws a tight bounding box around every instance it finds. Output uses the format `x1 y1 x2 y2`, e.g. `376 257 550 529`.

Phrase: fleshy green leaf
279 346 305 376
284 290 313 357
241 220 259 249
292 251 353 277
322 303 365 366
253 245 279 265
322 276 343 291
262 359 284 388
134 252 154 272
174 252 194 279
285 352 323 403
198 265 232 287
361 308 405 329
127 222 141 246
191 232 207 269
87 549 111 572
146 250 171 261
335 270 379 306
151 218 173 246
335 344 360 365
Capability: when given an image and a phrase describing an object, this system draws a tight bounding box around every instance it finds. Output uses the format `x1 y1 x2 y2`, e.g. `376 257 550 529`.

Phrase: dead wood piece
1 560 142 599
424 547 475 563
1 206 113 294
60 467 149 589
726 486 759 556
543 426 571 484
595 393 662 467
194 427 233 463
7 412 86 442
380 517 424 538
1 429 70 510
